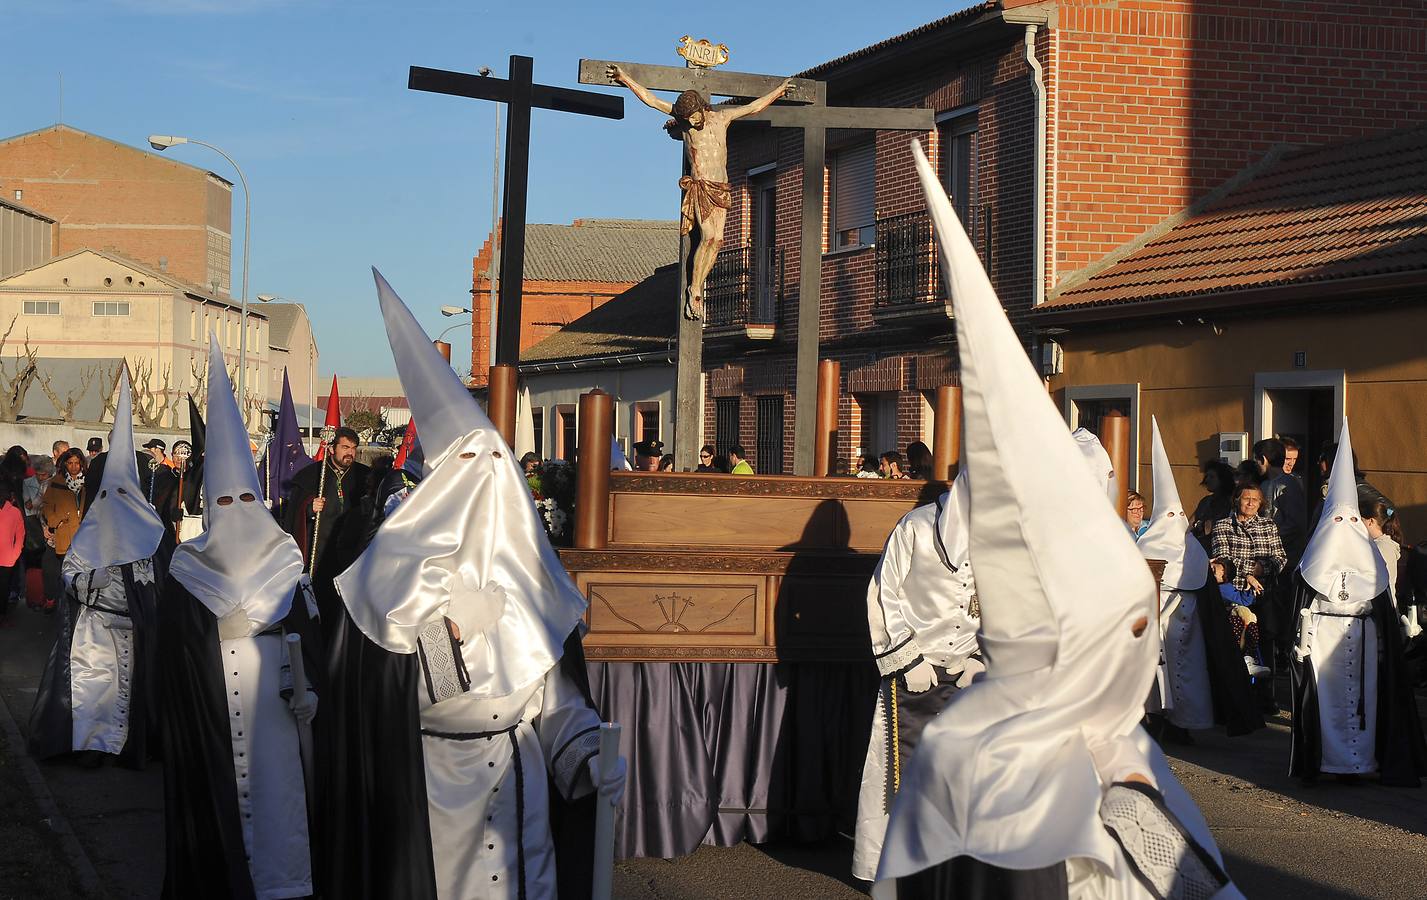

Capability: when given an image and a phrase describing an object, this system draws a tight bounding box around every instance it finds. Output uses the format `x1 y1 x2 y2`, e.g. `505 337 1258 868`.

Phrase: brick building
701 0 1427 478
469 218 677 385
0 125 234 295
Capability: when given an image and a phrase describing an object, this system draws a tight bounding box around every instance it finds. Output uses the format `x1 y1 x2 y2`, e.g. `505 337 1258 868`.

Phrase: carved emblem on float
676 35 729 69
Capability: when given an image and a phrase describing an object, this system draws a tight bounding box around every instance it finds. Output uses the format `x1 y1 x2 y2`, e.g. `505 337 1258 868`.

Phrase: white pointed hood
1137 417 1210 591
63 371 164 580
169 337 304 631
334 270 587 698
1298 419 1387 603
875 142 1161 884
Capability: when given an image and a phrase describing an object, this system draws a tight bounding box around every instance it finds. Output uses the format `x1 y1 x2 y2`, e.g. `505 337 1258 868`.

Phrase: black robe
284 459 370 571
1288 574 1427 786
28 557 165 768
158 578 323 900
311 464 599 900
1194 583 1265 737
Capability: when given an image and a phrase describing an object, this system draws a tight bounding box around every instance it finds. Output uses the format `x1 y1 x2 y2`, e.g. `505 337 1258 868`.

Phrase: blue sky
4 0 969 377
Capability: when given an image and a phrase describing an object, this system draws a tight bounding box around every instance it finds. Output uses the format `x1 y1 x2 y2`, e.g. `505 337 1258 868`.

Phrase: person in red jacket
0 481 25 622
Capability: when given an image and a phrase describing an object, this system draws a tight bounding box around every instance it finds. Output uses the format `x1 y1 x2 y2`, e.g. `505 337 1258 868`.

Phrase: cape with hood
320 271 607 900
1137 417 1262 737
1289 421 1427 786
28 371 169 768
873 142 1239 900
158 336 321 900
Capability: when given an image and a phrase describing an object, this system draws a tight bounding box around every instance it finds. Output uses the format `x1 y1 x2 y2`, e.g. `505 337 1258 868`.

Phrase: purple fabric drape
264 370 311 510
587 661 878 860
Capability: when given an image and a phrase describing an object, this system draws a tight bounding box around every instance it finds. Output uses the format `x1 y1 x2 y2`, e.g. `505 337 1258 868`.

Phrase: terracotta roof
1041 127 1427 314
520 264 678 364
797 2 1000 79
519 219 678 284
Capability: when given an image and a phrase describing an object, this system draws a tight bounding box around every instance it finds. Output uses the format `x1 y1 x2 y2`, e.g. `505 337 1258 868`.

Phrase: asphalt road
2 600 1424 899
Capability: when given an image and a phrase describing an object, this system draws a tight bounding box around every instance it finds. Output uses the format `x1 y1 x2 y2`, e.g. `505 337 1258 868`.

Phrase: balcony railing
705 244 784 328
874 210 945 308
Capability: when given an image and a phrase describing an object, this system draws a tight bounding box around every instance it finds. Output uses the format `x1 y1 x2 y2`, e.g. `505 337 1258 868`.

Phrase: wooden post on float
574 389 613 550
1099 410 1131 521
931 385 962 482
812 359 840 477
488 363 518 450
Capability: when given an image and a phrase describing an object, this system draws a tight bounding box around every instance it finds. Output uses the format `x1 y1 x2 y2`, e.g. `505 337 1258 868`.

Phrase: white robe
1158 589 1213 730
415 620 602 900
1300 590 1380 774
218 625 312 900
67 562 150 754
855 500 979 882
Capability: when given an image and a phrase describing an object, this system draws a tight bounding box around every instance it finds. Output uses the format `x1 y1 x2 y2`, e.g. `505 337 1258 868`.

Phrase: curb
0 688 108 900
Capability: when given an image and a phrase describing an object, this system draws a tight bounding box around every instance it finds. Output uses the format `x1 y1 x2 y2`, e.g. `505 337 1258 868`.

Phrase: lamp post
149 134 251 417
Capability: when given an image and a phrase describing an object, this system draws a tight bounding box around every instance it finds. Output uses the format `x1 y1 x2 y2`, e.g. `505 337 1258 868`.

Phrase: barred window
23 300 60 316
207 229 233 296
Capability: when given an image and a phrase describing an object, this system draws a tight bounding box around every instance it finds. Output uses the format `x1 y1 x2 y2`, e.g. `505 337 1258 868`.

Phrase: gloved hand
586 752 628 807
955 656 985 689
1403 606 1423 639
289 690 318 725
901 659 938 693
446 571 507 646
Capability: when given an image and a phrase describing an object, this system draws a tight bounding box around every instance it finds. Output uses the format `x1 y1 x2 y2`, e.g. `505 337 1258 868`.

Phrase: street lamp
255 293 315 440
438 317 471 343
148 134 252 418
441 305 472 317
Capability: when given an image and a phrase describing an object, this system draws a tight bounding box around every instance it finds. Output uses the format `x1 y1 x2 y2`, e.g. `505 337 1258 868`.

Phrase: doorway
1262 386 1336 500
856 393 898 461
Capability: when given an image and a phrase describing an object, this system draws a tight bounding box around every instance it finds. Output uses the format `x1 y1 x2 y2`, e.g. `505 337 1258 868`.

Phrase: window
636 403 661 445
857 393 899 459
204 312 211 340
556 405 577 461
92 301 131 317
940 113 979 235
750 169 778 322
190 309 198 340
714 397 740 458
828 140 876 251
1064 383 1141 491
531 408 544 459
755 395 785 475
23 300 60 316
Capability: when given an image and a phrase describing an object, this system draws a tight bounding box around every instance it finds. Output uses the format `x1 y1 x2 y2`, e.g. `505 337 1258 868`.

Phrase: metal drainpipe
1024 24 1046 309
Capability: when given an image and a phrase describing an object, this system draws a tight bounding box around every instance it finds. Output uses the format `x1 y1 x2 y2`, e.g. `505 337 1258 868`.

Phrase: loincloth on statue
678 176 731 235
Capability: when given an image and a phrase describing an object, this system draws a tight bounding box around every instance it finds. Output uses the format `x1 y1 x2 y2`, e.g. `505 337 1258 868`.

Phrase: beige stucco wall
267 310 318 409
1048 303 1427 539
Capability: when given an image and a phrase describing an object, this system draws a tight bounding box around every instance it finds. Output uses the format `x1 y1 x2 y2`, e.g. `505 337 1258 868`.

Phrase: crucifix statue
609 65 790 321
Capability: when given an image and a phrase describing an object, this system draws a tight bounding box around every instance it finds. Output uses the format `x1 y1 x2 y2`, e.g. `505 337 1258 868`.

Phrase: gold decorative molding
676 35 730 69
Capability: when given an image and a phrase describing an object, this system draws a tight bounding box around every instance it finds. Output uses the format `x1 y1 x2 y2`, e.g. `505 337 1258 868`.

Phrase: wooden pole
931 385 961 481
1099 410 1131 520
575 389 612 550
812 359 840 477
488 364 518 450
433 340 452 363
792 106 828 475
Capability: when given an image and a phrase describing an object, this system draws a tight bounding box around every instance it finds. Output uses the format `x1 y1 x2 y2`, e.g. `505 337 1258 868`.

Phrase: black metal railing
874 210 945 307
705 244 784 328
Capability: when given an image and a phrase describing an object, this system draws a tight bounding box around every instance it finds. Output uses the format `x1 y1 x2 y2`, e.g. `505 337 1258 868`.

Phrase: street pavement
2 601 1424 899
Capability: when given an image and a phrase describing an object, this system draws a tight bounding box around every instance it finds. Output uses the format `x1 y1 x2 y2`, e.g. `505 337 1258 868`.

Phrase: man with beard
284 427 368 572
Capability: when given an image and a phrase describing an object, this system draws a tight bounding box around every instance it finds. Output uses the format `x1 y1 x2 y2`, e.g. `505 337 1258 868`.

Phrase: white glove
1403 607 1423 639
955 656 985 689
902 659 938 693
446 571 507 646
289 689 317 725
586 752 627 807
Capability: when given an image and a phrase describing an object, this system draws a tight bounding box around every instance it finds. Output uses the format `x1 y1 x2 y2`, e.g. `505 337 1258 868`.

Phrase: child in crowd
1213 556 1271 677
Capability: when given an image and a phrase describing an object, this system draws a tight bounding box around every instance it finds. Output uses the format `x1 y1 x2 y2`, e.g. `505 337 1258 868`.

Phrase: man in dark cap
632 438 665 472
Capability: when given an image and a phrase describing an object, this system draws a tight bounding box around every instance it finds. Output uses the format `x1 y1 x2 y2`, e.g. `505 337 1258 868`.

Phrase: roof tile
519 219 678 284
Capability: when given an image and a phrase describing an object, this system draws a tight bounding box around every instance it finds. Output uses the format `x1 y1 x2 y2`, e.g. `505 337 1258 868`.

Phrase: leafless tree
131 357 182 428
36 364 100 422
0 316 39 422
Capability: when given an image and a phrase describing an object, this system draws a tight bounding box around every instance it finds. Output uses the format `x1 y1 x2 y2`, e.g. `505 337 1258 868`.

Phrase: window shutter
833 142 876 233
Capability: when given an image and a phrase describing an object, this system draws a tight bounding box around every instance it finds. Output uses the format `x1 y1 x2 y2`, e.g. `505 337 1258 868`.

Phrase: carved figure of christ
610 64 789 320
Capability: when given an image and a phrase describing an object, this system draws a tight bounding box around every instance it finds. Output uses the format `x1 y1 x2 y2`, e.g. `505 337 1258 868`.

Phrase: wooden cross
581 60 933 474
409 56 624 367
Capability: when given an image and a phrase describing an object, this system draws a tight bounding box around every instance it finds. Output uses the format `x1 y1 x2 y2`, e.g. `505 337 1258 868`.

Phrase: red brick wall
469 233 638 385
1053 0 1427 282
0 126 230 291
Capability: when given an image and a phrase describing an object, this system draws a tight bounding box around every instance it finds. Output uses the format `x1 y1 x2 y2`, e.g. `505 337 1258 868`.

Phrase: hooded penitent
875 141 1198 887
1137 416 1210 592
334 270 587 697
1298 420 1388 603
64 370 164 578
169 336 305 633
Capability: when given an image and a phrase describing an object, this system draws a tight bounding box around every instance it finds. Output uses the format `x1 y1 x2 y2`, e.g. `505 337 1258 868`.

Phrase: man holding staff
284 426 368 572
